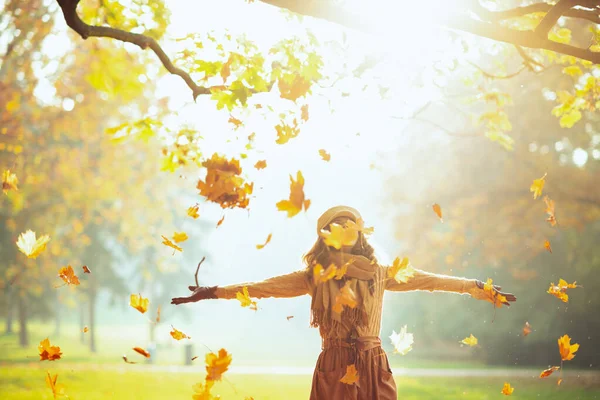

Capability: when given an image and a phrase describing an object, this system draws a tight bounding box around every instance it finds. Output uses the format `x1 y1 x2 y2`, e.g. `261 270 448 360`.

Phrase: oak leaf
133 347 151 358
389 325 414 355
530 173 546 199
558 334 579 361
170 326 191 340
16 230 50 259
539 366 560 378
192 380 216 400
256 233 272 249
432 203 443 222
236 286 257 310
501 382 514 395
45 371 65 399
206 348 232 381
332 281 357 314
2 169 18 194
460 334 478 347
318 149 331 161
276 171 310 217
39 338 62 361
387 257 415 284
130 293 149 314
228 115 242 129
58 265 80 286
254 160 267 170
340 364 359 385
275 120 300 144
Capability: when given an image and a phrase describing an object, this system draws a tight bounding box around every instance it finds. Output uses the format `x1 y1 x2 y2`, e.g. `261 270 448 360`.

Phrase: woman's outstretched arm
171 270 310 304
384 267 516 306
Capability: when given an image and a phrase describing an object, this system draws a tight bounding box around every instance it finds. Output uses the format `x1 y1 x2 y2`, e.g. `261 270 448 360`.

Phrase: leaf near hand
530 173 546 199
501 382 514 395
387 257 415 284
558 334 579 361
58 265 80 286
460 334 478 347
483 278 508 307
340 364 359 385
389 325 414 355
38 338 62 361
170 326 191 340
130 293 149 314
236 286 257 310
206 348 232 381
276 171 310 217
16 230 50 259
539 366 560 378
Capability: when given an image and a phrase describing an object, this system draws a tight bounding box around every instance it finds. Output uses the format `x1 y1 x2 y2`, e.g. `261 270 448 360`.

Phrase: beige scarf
309 252 378 335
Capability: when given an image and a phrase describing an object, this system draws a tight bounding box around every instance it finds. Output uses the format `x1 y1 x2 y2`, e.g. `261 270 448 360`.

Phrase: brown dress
215 264 477 399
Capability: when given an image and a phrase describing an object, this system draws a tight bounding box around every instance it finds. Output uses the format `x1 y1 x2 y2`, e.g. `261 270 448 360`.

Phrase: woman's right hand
171 285 218 305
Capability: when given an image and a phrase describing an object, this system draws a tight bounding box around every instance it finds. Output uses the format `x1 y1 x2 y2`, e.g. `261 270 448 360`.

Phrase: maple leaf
460 334 478 347
432 203 443 222
58 265 80 286
216 215 225 227
197 154 253 209
46 371 66 399
206 348 232 381
2 169 18 194
320 222 359 250
332 281 358 314
170 326 191 340
254 160 267 170
313 263 337 284
340 364 359 385
501 382 514 395
162 235 183 253
544 240 552 253
318 149 331 161
16 230 50 259
130 293 149 314
275 120 300 144
543 195 557 226
539 366 560 378
236 286 258 310
276 171 310 217
389 325 414 355
387 257 415 284
192 380 216 400
172 231 188 243
547 279 579 303
482 278 508 307
228 115 243 129
558 334 579 361
301 104 309 121
82 265 91 274
187 205 200 219
530 173 547 199
523 321 532 337
38 338 62 361
256 233 272 249
133 347 151 358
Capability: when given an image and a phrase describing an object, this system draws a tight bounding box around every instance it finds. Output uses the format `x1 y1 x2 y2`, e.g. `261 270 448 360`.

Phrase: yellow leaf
161 235 182 253
318 149 331 161
254 160 267 170
236 286 257 310
206 348 232 381
530 173 546 199
45 371 66 399
339 364 359 385
544 240 552 253
387 257 415 283
16 230 50 259
332 281 357 314
172 231 188 243
501 382 514 395
38 338 62 361
320 222 359 250
539 366 560 378
460 334 478 347
562 66 582 77
276 171 310 218
58 265 80 286
483 278 508 307
313 263 337 284
256 233 272 249
2 169 18 194
547 279 579 303
187 205 200 219
170 326 191 340
130 293 149 314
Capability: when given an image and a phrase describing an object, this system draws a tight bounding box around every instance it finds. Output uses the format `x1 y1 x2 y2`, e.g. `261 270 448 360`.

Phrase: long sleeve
385 267 477 295
215 270 310 300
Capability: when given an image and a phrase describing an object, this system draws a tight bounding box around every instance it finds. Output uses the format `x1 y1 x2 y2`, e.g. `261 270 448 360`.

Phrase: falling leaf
82 326 89 333
206 348 232 381
58 265 80 286
539 366 560 378
172 232 188 243
340 364 359 385
523 321 532 337
387 257 415 284
236 286 258 310
313 263 338 284
130 293 149 314
482 278 508 307
501 382 514 395
45 371 65 399
197 154 253 209
192 380 215 400
544 240 552 253
332 281 358 314
133 347 151 358
301 104 309 121
318 149 331 161
276 171 310 218
558 334 579 361
82 265 91 274
254 160 267 170
170 326 191 340
278 74 310 101
228 115 243 129
530 173 547 199
155 306 161 323
2 169 18 194
191 356 199 361
432 203 443 222
216 215 225 227
38 338 62 361
16 230 50 259
547 279 579 303
460 334 478 347
544 195 557 226
275 120 300 144
353 218 374 236
320 221 358 250
256 233 272 249
557 378 563 385
161 235 183 253
286 316 294 321
187 205 200 219
389 325 414 355
122 355 137 364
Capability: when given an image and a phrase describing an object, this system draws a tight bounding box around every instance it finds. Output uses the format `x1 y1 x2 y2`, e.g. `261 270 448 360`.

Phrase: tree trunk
17 293 28 347
89 288 96 352
5 287 13 334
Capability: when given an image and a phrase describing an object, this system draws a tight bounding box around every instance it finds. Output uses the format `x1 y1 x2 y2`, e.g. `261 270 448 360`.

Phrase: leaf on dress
340 364 359 385
332 281 357 314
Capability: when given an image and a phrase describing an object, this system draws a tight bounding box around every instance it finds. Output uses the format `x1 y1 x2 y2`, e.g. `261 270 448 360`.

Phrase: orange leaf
523 321 532 337
256 233 272 249
530 173 546 199
228 115 243 129
340 364 359 385
544 240 552 253
547 279 579 303
318 149 331 161
2 169 18 194
187 205 200 219
216 215 225 227
58 265 80 286
276 171 310 218
156 306 161 323
170 326 191 340
38 338 62 361
432 203 443 222
82 265 91 274
301 104 309 121
133 347 151 358
162 235 182 253
197 153 253 209
501 382 514 395
221 56 232 82
254 160 267 170
45 371 65 399
206 348 232 381
557 378 563 386
192 380 215 400
543 195 557 226
275 119 300 144
539 366 560 378
278 74 310 101
16 230 50 259
558 334 579 361
130 293 149 314
332 281 357 314
236 286 258 310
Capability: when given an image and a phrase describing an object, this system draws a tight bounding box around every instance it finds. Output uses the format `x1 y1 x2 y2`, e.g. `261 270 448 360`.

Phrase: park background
1 0 600 398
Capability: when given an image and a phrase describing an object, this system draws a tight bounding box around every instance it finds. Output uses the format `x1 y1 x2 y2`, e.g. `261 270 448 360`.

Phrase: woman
171 205 516 399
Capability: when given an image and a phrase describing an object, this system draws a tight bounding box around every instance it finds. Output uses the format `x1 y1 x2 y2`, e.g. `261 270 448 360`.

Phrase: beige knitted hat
316 205 362 234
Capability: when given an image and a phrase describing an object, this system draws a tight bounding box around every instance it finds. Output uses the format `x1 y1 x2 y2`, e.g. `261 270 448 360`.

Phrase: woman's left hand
471 280 517 307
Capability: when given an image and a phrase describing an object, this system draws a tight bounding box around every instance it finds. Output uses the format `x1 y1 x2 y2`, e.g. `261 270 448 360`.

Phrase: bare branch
479 2 600 25
534 0 580 36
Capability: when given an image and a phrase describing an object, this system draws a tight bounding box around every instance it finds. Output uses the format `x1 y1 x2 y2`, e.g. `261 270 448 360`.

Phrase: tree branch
479 2 600 25
534 0 580 36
